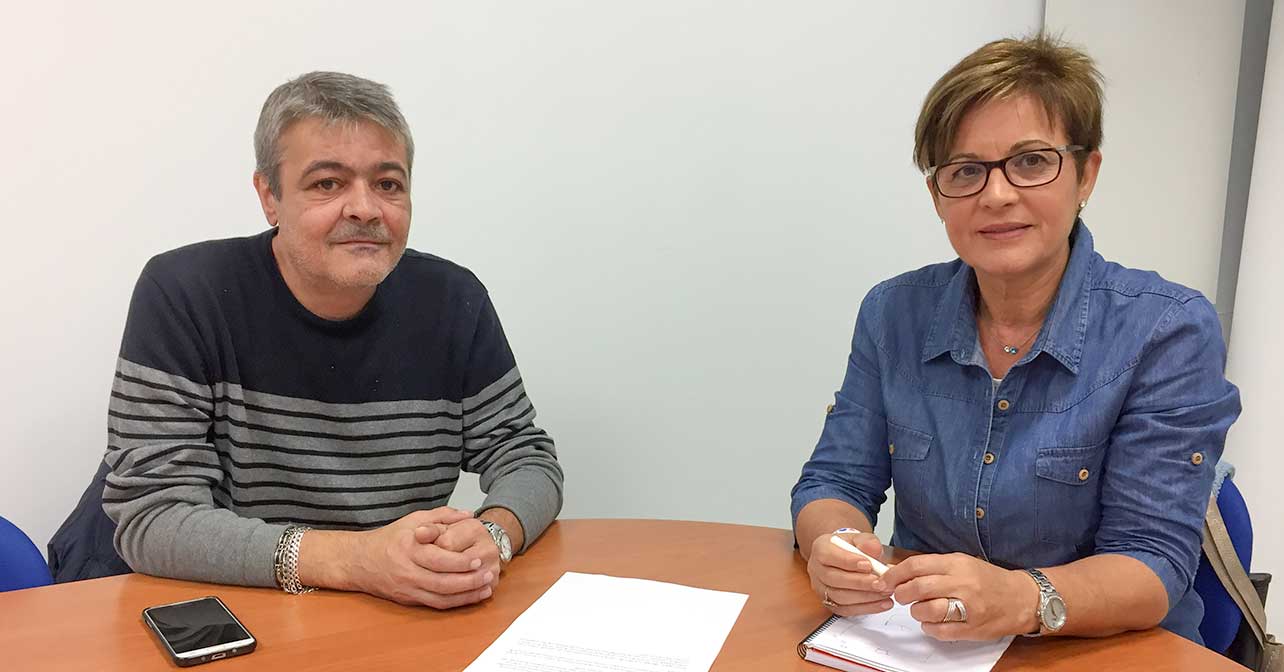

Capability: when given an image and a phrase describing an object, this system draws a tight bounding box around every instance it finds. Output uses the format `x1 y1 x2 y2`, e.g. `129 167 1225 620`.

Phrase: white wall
1045 0 1246 300
1225 5 1284 630
0 1 1043 552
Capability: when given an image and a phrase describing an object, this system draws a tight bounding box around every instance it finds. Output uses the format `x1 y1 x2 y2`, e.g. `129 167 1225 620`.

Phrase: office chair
0 515 54 591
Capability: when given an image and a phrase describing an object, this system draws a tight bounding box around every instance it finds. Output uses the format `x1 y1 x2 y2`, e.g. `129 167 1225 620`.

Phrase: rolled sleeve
1094 297 1241 608
1113 549 1186 610
791 291 891 530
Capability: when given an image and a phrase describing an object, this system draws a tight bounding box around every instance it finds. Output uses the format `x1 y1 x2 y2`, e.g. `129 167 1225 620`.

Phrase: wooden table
0 519 1246 671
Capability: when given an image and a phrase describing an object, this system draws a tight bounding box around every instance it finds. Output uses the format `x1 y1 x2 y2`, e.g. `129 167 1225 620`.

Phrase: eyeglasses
926 145 1087 198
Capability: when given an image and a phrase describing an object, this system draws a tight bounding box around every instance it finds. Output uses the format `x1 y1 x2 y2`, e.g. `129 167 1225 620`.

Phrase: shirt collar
920 219 1094 375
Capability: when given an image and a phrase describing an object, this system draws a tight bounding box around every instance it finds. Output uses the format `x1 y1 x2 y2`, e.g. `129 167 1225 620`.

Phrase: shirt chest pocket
1034 441 1107 548
887 422 934 521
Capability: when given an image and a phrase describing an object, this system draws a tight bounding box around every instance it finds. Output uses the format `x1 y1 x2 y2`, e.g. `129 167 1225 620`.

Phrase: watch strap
1026 568 1055 593
480 520 513 563
1023 568 1059 637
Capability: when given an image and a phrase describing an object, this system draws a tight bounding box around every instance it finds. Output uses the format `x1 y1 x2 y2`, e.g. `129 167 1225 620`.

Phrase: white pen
829 531 891 577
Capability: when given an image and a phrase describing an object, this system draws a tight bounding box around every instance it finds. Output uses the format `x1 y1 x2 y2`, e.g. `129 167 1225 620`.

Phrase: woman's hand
806 531 895 617
879 553 1039 641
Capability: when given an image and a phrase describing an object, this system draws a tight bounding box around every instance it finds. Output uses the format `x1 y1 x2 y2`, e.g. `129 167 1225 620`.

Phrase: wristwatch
1023 568 1067 636
480 520 513 564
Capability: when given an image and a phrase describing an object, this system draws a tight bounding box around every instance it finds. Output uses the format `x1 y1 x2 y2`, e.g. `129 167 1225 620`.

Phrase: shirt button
1191 452 1204 465
996 399 1011 411
826 403 835 415
975 507 985 519
983 452 996 465
1078 468 1090 481
888 443 895 455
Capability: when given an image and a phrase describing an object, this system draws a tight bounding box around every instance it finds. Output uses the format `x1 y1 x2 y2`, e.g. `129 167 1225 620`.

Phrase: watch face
1042 595 1067 630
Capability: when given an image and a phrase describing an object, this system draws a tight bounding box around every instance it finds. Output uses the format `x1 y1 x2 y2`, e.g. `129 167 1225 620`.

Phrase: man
83 71 562 608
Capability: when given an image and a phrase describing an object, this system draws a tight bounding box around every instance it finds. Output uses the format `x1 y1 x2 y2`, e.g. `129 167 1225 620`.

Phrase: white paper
805 601 1012 672
463 572 748 672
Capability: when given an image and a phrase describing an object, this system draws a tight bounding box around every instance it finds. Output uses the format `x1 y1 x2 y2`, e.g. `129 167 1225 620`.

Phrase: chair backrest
0 516 53 591
1196 477 1254 652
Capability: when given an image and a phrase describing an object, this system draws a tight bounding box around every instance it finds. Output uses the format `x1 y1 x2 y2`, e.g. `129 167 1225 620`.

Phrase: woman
790 34 1240 644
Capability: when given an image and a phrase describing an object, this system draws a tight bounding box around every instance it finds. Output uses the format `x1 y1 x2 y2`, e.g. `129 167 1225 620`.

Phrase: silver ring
942 597 968 623
822 588 838 609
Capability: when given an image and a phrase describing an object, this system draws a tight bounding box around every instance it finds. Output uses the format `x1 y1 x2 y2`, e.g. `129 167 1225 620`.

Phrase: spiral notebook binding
797 615 841 658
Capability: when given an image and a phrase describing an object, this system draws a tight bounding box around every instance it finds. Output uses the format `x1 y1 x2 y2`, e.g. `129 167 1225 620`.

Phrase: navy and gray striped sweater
102 229 563 587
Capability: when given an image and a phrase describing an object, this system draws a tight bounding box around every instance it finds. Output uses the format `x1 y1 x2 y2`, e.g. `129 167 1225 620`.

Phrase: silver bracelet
273 526 315 595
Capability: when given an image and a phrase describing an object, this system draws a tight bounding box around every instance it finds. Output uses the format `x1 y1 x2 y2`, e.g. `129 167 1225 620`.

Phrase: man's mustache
328 225 392 244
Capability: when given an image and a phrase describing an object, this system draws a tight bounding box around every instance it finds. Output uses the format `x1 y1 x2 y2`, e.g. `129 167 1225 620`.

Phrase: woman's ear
1076 149 1103 204
926 175 945 222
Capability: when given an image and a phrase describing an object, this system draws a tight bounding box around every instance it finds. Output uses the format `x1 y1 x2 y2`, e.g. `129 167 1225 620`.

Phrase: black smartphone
142 596 257 667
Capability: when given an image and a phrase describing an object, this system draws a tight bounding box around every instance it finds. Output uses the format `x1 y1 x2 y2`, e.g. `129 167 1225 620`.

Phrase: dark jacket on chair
47 460 133 582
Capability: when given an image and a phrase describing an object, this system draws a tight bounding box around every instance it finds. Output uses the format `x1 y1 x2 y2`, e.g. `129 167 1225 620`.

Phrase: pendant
1003 345 1019 355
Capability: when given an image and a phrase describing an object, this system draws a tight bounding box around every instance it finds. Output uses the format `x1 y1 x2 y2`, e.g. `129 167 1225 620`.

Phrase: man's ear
253 172 280 227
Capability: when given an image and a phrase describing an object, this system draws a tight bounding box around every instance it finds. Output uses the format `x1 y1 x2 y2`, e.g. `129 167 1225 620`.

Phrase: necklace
983 315 1042 356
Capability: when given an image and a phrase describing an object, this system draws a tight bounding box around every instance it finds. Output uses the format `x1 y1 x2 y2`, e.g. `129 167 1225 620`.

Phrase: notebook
797 600 1013 672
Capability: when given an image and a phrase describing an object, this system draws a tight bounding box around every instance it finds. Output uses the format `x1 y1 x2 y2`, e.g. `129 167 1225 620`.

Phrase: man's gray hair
254 71 414 198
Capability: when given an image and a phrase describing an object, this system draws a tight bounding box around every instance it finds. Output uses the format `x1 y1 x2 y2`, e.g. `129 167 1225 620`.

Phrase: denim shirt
791 221 1240 643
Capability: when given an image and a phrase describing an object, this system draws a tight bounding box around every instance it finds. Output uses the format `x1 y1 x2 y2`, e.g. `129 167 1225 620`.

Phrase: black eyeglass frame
925 144 1089 198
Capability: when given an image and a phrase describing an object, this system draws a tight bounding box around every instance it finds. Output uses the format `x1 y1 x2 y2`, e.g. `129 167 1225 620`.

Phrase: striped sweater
102 229 563 587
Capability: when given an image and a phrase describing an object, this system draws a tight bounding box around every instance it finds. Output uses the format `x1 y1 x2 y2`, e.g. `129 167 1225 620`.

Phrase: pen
829 532 890 577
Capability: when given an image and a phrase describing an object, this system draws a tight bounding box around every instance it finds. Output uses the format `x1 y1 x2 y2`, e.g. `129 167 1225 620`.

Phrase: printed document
463 572 748 672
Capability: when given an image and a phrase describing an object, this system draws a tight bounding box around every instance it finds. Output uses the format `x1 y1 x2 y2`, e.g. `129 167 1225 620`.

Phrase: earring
1078 201 1087 209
